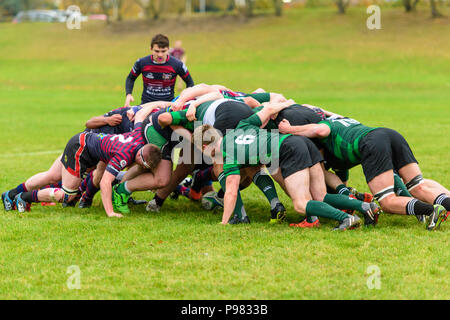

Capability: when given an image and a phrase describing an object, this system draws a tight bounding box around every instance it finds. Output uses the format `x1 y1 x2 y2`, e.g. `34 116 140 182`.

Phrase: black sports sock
153 194 165 207
406 199 434 216
20 192 34 203
434 194 450 211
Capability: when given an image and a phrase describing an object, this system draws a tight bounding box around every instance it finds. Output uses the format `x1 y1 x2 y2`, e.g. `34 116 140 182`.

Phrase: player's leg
2 154 63 210
424 179 450 197
399 163 450 211
14 132 95 212
247 165 286 224
15 165 82 212
160 163 196 202
113 159 172 213
284 168 359 230
79 161 106 208
309 162 380 226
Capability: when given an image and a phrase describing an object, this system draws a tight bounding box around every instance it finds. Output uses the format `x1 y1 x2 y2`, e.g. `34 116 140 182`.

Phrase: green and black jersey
320 117 377 165
221 91 271 104
221 113 291 177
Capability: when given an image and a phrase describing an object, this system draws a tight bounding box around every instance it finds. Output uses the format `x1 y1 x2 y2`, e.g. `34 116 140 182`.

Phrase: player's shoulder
136 55 152 65
167 56 185 68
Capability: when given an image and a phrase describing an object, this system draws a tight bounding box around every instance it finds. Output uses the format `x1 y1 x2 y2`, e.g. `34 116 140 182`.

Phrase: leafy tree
335 0 349 14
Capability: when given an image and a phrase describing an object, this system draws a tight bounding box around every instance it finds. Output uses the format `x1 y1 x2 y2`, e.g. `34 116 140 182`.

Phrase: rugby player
278 116 449 230
2 108 161 217
124 34 194 107
194 104 380 229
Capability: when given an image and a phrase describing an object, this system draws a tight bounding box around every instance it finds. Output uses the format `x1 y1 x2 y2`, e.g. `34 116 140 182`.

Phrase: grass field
0 7 449 300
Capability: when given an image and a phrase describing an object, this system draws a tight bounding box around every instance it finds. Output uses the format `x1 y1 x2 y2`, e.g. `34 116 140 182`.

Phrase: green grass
0 7 449 299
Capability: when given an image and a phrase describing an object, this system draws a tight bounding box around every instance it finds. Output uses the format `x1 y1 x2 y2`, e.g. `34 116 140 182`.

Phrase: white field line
0 150 62 158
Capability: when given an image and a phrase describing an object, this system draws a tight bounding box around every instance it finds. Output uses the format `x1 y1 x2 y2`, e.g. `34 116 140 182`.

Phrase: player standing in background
124 34 194 107
169 40 187 95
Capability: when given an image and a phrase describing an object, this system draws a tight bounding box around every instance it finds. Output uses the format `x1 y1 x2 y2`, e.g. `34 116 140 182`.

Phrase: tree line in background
0 0 448 21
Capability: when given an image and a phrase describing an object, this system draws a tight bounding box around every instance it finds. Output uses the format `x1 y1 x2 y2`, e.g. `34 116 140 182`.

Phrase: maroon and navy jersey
86 124 145 176
126 55 194 103
169 48 185 60
85 106 135 135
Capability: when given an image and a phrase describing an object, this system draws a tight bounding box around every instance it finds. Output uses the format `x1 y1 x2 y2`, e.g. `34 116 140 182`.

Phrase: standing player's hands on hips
124 94 135 108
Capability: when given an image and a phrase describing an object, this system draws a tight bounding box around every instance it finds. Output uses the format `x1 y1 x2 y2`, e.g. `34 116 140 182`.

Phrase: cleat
228 215 250 225
427 205 448 231
359 202 381 226
201 191 224 211
128 197 147 205
350 187 373 203
2 191 15 211
415 214 426 224
170 177 192 200
146 199 161 213
269 202 286 224
78 198 93 209
62 192 81 208
333 215 361 231
14 193 31 213
189 189 202 201
289 219 320 228
112 185 130 214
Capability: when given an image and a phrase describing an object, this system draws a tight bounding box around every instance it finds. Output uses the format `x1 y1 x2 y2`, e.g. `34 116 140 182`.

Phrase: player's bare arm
100 170 123 218
278 119 330 138
222 174 241 225
85 114 122 129
186 91 224 121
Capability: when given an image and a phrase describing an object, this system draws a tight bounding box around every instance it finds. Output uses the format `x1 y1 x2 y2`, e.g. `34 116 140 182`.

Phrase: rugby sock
153 194 165 207
218 172 247 220
394 173 412 197
116 182 131 197
175 185 201 200
406 199 434 216
8 183 28 199
434 194 450 211
83 178 99 201
20 192 34 203
79 172 92 193
305 200 348 222
323 193 365 212
306 215 319 223
336 184 351 196
177 185 190 197
41 182 62 189
31 190 39 202
253 171 280 210
192 167 213 192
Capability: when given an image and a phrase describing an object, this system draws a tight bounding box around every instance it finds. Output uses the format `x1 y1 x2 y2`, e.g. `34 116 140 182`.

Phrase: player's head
135 144 162 171
193 124 222 155
174 40 182 48
151 34 170 64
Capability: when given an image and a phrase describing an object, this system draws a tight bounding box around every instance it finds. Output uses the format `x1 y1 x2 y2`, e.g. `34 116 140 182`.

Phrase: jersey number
110 135 133 144
332 118 360 127
235 135 255 145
